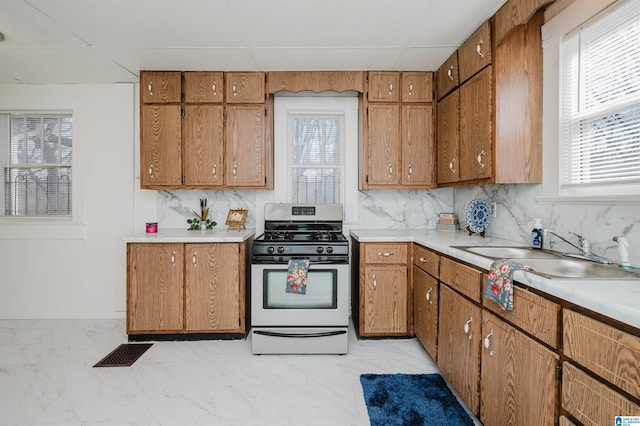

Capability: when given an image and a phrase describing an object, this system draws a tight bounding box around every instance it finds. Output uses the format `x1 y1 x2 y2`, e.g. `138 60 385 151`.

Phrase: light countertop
123 228 256 243
350 229 640 330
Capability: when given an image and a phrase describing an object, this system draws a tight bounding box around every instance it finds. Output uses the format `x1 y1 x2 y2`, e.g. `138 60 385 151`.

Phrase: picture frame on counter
226 209 248 231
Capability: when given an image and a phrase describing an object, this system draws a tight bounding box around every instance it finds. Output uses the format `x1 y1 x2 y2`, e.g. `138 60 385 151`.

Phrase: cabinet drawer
458 21 492 83
225 72 265 103
183 71 224 103
140 71 181 104
439 257 482 302
562 362 640 425
401 72 433 103
483 283 559 348
413 244 439 278
563 309 640 399
437 51 459 100
364 243 408 264
368 71 401 102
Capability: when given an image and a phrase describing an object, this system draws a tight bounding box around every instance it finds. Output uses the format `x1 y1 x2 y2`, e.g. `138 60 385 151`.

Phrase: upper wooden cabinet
140 71 181 104
182 105 224 186
437 52 459 100
401 72 433 103
368 71 400 102
402 105 435 186
458 21 492 83
140 104 182 187
225 105 268 188
183 71 223 103
436 90 460 184
225 72 265 104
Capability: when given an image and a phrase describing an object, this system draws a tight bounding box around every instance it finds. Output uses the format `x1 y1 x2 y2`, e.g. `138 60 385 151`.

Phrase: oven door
251 262 349 327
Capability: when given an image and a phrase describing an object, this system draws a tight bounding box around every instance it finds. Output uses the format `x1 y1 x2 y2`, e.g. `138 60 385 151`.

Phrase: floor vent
93 343 153 367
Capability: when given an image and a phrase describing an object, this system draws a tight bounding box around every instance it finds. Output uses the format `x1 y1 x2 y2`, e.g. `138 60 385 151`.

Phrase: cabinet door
437 52 459 100
413 266 438 360
437 285 481 416
225 105 267 188
460 66 492 181
481 312 559 426
458 21 492 83
362 266 408 335
140 104 182 187
183 105 224 186
184 243 241 332
401 105 434 187
183 71 223 103
366 105 400 186
401 72 433 103
140 71 181 104
436 90 460 184
127 243 184 332
368 71 400 102
225 72 265 103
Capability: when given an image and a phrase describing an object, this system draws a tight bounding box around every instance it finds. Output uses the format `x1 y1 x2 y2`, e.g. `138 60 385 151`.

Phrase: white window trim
0 92 87 239
539 0 640 204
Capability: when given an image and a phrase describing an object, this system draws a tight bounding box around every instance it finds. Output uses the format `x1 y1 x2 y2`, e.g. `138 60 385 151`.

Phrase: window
559 0 640 196
287 112 344 204
0 112 73 217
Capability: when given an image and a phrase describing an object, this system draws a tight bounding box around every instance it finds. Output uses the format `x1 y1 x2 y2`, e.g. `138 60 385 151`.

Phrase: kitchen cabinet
356 243 410 337
436 90 460 184
458 21 492 84
127 242 248 337
437 52 459 101
127 243 184 332
412 244 440 360
437 284 482 416
363 72 435 189
480 311 559 425
439 257 483 302
139 70 272 190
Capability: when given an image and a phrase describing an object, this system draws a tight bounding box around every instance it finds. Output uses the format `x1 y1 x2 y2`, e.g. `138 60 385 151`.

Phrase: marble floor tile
0 319 480 425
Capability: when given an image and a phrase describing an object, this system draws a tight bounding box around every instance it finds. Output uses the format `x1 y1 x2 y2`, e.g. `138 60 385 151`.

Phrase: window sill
0 220 86 240
535 195 640 205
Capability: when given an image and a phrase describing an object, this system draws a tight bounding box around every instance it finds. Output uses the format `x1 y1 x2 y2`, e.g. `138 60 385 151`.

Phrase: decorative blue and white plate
465 198 492 234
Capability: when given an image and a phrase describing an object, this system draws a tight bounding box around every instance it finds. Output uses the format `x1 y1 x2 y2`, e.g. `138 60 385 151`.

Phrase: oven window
263 269 337 309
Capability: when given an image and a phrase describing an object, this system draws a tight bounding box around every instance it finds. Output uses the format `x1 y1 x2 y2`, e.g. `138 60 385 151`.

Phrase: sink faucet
544 229 611 264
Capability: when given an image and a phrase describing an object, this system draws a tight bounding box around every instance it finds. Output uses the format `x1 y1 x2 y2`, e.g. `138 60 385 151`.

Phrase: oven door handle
253 330 347 338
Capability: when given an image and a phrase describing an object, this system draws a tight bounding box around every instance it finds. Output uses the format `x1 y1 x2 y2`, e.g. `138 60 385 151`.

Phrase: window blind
286 112 345 204
0 112 73 216
560 0 640 189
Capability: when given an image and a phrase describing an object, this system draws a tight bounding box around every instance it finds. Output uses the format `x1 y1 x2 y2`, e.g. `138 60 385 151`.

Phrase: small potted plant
187 198 217 231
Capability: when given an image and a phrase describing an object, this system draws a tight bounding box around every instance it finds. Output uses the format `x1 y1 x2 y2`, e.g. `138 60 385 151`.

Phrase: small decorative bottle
531 218 543 249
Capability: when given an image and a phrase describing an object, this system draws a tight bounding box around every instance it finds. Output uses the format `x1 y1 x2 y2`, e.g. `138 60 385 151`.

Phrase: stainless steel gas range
250 203 349 355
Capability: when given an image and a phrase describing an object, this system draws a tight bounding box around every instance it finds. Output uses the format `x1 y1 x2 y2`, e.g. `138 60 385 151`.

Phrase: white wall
0 84 135 319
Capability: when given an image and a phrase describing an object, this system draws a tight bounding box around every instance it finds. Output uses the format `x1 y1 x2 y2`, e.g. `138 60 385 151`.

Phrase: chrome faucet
544 229 611 264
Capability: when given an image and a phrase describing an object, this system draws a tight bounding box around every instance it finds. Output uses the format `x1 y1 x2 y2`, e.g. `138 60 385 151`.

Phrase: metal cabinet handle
212 82 217 95
449 158 456 173
377 252 394 257
484 330 494 356
388 163 393 177
447 64 454 81
426 288 432 304
464 317 473 340
232 82 237 97
408 82 413 96
389 82 393 95
477 150 485 168
192 251 197 266
477 39 484 58
373 274 377 290
232 164 237 179
170 251 176 266
407 163 413 178
148 164 153 177
419 257 429 263
212 164 217 178
147 81 153 96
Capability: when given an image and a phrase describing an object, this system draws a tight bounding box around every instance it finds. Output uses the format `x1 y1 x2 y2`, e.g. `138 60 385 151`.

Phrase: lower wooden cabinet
437 284 482 416
481 311 559 425
413 265 438 360
127 242 247 336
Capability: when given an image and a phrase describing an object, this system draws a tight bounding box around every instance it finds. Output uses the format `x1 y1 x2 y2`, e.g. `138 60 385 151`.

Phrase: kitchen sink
455 246 559 259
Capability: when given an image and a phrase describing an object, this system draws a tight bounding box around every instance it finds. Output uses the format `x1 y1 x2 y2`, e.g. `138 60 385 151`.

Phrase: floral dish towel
485 259 531 311
286 259 310 295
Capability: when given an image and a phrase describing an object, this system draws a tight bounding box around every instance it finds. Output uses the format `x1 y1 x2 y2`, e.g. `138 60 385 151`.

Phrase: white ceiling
0 0 507 84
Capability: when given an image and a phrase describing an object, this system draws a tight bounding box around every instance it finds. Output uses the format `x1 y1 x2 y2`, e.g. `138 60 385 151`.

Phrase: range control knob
277 246 285 254
316 246 324 254
267 247 275 254
326 246 334 254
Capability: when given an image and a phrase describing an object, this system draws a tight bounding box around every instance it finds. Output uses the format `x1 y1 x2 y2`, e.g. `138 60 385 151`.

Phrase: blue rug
360 373 475 426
